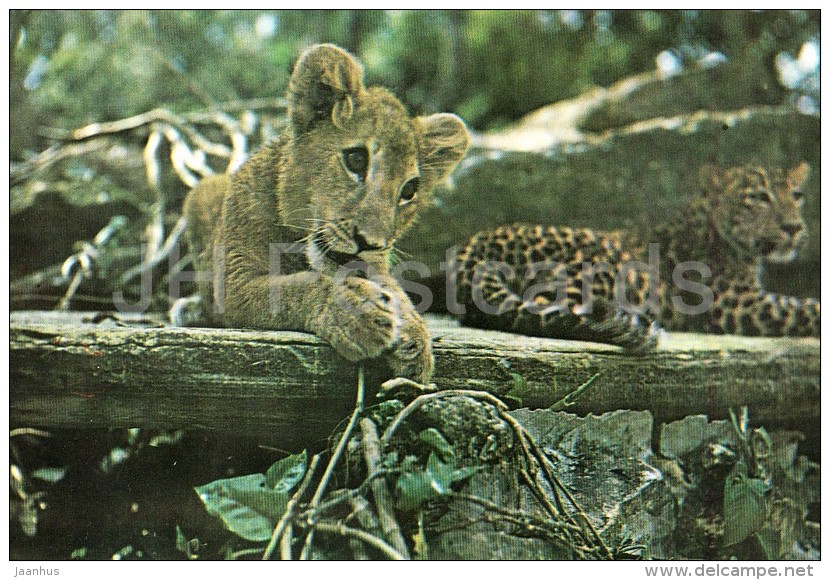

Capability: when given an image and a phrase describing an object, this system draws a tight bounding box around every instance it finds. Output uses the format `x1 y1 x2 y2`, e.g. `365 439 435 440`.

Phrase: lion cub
179 44 468 382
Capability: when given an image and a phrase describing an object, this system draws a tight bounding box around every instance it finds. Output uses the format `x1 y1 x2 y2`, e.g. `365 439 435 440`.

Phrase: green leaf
419 429 455 463
426 452 454 494
194 473 288 542
30 467 67 483
723 471 769 547
396 470 439 512
549 373 600 411
395 452 479 512
503 372 527 406
752 427 772 459
429 452 480 486
174 525 199 560
175 525 188 553
449 466 480 482
265 450 307 493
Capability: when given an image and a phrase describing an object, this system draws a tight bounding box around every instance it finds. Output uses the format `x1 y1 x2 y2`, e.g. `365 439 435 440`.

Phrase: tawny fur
181 44 469 382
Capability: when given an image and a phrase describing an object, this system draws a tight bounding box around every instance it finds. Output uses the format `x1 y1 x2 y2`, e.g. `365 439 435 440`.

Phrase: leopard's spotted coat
452 163 819 351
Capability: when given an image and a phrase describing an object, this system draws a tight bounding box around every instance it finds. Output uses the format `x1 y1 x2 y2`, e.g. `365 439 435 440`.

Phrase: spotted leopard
450 163 819 351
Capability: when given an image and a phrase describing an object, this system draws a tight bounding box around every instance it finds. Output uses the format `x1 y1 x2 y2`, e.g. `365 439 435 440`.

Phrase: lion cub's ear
287 44 365 134
416 113 470 186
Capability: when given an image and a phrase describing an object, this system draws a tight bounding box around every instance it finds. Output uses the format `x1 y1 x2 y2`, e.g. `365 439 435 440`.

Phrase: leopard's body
452 163 819 351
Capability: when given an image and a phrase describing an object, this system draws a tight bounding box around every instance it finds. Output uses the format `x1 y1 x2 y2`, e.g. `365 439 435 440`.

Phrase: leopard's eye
746 190 772 204
791 190 804 202
399 177 420 205
342 147 369 179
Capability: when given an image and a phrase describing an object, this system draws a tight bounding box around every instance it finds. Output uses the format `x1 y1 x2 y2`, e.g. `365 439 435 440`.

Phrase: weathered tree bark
9 311 819 448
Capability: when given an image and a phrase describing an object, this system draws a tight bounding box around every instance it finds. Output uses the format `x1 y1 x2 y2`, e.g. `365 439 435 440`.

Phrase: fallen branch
9 312 820 444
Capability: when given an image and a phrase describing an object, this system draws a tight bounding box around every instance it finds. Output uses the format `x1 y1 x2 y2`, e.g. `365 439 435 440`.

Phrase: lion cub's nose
354 228 383 252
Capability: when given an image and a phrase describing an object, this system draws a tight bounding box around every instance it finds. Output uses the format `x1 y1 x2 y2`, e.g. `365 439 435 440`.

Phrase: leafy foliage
194 451 307 543
395 428 479 512
11 9 820 159
722 461 770 547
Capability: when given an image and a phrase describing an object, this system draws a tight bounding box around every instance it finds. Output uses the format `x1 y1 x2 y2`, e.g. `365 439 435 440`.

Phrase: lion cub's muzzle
312 227 387 271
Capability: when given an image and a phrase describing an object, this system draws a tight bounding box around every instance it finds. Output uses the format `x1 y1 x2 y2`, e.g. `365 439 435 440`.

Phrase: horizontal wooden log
10 311 820 448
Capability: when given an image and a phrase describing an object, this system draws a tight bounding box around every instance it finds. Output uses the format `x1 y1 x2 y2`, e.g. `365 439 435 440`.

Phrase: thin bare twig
10 139 113 184
262 452 321 561
375 387 610 560
56 273 85 311
119 215 188 285
162 124 206 186
227 547 265 560
47 107 234 164
75 108 182 141
9 428 52 438
55 216 127 311
500 408 612 559
299 366 366 560
311 521 407 561
452 491 573 531
36 97 285 140
298 467 400 522
279 523 294 561
143 126 166 260
347 495 381 560
196 111 249 172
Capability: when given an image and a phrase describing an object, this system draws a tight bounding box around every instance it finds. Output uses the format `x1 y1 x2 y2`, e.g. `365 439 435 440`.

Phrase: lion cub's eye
746 190 772 204
399 177 420 205
343 147 369 179
791 190 804 202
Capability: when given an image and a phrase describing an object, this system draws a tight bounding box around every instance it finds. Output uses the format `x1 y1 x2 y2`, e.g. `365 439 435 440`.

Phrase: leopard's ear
787 161 811 189
416 113 470 187
287 44 365 134
698 164 724 195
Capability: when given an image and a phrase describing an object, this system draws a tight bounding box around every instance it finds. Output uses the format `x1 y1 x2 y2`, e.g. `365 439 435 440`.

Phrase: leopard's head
277 44 469 271
702 162 811 263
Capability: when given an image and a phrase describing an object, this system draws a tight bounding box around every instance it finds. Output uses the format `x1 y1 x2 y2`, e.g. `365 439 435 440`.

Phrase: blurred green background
10 9 819 154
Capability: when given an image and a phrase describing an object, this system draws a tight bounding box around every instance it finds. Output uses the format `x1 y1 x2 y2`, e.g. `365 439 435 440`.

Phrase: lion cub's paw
320 277 403 362
387 310 433 384
169 294 204 327
318 277 434 382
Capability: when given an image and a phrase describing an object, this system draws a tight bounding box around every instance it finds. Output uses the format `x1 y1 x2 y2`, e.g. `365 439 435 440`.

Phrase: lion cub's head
277 44 469 270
